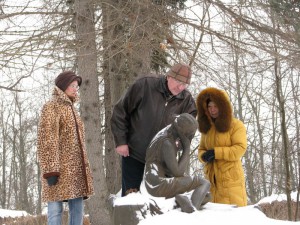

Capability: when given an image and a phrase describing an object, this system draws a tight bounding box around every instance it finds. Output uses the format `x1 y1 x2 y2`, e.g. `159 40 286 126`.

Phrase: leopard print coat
37 86 94 202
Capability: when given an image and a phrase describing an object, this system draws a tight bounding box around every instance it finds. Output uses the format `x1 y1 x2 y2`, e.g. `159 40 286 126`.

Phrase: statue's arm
162 140 189 177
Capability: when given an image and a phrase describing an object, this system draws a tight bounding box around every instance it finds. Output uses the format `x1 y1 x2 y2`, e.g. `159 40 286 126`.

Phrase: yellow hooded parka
196 87 247 207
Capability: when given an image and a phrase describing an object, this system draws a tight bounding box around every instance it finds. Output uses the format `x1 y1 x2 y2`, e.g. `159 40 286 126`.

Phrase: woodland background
0 0 299 224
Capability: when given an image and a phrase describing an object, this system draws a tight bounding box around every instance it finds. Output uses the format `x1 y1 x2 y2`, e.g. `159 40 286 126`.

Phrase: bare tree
74 0 111 223
102 0 192 194
0 101 9 209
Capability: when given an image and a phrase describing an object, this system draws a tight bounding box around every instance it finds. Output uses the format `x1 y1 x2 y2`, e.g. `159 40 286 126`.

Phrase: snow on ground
113 183 299 225
0 190 298 225
0 208 28 218
138 202 296 225
257 191 299 204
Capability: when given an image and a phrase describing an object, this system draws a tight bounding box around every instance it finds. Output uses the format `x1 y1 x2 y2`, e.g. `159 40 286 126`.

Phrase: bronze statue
144 113 211 213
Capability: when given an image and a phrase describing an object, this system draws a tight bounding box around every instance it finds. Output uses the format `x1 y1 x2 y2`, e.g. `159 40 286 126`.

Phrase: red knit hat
166 63 192 84
55 71 82 91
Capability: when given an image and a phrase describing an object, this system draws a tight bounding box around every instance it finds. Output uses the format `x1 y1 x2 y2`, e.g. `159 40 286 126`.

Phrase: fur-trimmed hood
196 87 233 133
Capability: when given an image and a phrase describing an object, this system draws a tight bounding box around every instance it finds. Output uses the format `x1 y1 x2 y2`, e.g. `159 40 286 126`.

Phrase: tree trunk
102 0 124 194
290 72 300 221
102 0 156 194
274 54 292 221
74 0 111 224
0 108 7 209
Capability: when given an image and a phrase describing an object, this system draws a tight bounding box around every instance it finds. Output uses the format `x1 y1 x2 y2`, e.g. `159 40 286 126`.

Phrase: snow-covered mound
111 182 298 225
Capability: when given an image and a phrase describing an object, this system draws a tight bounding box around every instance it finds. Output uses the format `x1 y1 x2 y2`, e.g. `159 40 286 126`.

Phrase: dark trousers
121 156 145 196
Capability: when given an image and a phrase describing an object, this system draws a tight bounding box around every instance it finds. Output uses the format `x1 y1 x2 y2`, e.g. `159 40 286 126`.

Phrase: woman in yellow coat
196 87 247 207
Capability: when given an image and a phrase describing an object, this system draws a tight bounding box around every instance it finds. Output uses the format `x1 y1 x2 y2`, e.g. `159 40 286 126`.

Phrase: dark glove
47 176 58 186
202 150 215 163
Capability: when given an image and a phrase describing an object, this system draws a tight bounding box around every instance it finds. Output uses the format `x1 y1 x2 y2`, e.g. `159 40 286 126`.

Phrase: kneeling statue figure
144 113 211 213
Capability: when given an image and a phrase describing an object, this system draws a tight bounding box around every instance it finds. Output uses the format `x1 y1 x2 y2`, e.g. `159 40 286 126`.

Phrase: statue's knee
197 177 210 188
204 179 211 188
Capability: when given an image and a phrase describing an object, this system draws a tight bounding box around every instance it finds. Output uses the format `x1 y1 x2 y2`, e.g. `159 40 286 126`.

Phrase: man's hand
115 145 129 157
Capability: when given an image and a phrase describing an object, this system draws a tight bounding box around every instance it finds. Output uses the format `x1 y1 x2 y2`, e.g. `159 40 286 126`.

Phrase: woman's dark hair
206 98 211 107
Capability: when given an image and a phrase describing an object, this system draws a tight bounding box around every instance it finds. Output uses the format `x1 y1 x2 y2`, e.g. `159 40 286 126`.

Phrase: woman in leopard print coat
37 71 94 225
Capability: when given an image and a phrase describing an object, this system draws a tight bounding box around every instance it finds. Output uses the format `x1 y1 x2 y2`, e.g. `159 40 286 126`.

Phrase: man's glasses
173 78 188 88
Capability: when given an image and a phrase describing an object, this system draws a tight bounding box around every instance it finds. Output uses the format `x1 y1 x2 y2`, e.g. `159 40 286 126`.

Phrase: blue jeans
47 197 83 225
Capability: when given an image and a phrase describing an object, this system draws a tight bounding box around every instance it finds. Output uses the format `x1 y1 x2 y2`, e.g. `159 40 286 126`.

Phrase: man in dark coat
111 63 197 196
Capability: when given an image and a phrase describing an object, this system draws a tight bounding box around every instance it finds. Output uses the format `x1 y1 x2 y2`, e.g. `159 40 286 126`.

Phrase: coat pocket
219 163 241 188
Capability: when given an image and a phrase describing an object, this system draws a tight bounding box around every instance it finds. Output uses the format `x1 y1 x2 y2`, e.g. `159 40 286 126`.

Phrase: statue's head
173 113 198 140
